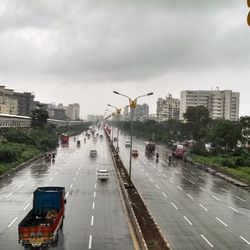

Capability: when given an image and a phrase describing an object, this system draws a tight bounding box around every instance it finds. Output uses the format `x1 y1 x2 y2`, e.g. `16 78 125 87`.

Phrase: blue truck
18 186 66 248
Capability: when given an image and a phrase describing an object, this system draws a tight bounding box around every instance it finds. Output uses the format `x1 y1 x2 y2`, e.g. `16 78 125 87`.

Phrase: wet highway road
117 131 250 250
0 130 135 250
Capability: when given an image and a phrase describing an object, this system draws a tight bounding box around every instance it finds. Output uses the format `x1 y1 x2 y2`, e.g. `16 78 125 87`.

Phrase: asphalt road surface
116 130 250 250
0 129 135 250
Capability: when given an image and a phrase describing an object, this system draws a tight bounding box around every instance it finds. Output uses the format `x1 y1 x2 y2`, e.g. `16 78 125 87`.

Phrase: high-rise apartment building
13 92 35 116
67 103 80 120
0 86 18 115
157 94 180 122
180 89 240 121
134 103 149 121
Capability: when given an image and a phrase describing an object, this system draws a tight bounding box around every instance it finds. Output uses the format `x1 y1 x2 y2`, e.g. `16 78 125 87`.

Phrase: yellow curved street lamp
113 91 153 186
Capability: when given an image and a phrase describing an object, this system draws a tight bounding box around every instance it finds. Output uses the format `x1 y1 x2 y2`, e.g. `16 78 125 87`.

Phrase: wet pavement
0 130 134 250
117 130 250 250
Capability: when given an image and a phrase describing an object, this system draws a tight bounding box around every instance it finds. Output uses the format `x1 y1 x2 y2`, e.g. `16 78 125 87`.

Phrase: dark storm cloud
0 0 249 82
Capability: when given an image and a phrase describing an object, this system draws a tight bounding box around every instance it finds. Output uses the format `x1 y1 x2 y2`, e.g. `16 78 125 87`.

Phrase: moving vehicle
125 141 131 147
172 144 185 158
60 134 69 144
18 186 66 248
145 142 156 156
132 149 139 157
77 140 81 146
97 169 109 180
90 149 97 157
44 153 51 161
99 135 103 139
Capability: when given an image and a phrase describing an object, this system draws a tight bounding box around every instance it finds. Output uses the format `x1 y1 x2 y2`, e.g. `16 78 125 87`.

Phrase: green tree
31 104 49 128
240 116 250 151
183 106 211 142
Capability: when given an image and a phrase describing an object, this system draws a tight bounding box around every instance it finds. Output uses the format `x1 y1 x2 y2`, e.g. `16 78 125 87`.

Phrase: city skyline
0 1 249 118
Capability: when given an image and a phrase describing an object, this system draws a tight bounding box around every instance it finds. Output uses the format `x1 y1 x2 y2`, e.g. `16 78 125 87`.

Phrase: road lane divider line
73 177 76 182
65 192 69 198
240 236 250 245
76 171 79 176
201 234 214 248
88 235 92 249
162 174 167 178
199 187 206 192
92 202 95 210
171 202 178 210
220 188 227 192
199 204 208 212
149 178 154 182
155 184 160 190
17 184 24 189
70 184 73 189
187 194 194 200
162 192 168 199
188 180 196 185
6 192 13 198
177 186 183 191
8 217 18 228
228 206 239 213
212 195 220 201
94 184 97 189
23 202 30 211
94 191 96 198
235 196 246 202
91 215 94 226
45 183 48 187
183 216 193 226
216 217 228 227
49 177 54 182
169 178 174 184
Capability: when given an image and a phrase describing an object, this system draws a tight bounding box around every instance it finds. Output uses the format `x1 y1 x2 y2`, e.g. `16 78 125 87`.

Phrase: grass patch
192 155 250 185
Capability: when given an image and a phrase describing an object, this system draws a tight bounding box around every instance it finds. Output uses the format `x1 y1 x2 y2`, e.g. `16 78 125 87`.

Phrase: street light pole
105 109 114 142
113 91 153 187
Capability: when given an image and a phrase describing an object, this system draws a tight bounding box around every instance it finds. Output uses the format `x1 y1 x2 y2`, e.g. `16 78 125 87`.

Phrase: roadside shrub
191 145 209 156
221 158 235 168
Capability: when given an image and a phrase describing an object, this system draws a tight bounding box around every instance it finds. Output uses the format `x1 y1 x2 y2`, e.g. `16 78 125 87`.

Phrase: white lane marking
169 178 174 184
94 192 96 198
65 192 69 198
216 217 228 227
76 171 79 176
49 177 54 182
199 204 208 212
94 184 97 189
155 184 160 190
191 171 195 174
187 194 194 200
78 167 81 170
8 217 18 228
163 174 167 178
23 203 30 211
198 176 204 179
73 177 76 182
183 216 193 226
162 192 168 199
17 184 24 189
146 173 149 177
149 178 154 183
91 215 94 226
88 235 92 249
28 177 31 181
240 236 250 245
70 184 73 189
183 167 187 170
171 202 178 210
177 186 183 191
45 183 48 187
235 196 246 202
92 202 95 210
201 234 214 248
189 180 196 185
6 192 13 198
220 188 227 192
212 195 220 201
55 172 58 175
199 187 206 192
228 206 239 213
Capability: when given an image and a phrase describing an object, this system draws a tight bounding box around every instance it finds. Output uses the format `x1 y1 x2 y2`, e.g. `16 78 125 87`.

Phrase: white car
97 169 109 180
90 149 97 157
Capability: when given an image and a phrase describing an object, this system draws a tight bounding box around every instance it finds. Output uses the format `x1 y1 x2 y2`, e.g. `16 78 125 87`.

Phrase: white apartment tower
157 94 180 122
180 89 240 121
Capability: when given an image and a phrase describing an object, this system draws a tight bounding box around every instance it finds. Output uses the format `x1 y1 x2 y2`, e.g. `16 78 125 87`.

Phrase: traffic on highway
0 129 136 250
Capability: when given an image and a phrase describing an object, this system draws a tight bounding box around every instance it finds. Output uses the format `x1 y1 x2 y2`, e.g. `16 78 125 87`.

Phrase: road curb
105 131 170 250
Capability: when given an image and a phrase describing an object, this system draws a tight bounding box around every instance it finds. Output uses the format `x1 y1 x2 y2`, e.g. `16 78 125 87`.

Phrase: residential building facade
0 86 18 115
180 89 240 121
13 92 35 116
157 94 180 122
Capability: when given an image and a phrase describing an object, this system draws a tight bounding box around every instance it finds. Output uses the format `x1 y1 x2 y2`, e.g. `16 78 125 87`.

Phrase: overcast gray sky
0 0 249 118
